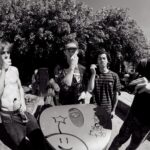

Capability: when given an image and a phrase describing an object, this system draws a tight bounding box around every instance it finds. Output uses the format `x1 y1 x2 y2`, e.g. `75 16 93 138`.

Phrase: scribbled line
58 145 73 150
89 115 106 137
45 133 89 150
52 116 67 133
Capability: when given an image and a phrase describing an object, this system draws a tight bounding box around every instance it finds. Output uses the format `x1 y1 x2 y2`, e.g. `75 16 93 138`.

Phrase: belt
0 109 19 115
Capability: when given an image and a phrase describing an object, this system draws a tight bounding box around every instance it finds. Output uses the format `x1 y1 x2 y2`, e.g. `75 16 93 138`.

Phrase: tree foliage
0 0 94 83
0 0 149 83
83 7 149 71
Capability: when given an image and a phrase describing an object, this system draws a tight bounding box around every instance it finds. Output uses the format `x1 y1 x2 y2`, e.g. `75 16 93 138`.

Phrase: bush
0 0 149 84
0 0 94 83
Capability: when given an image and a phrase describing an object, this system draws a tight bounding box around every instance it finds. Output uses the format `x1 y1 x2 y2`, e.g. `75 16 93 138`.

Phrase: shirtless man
0 41 54 150
0 43 26 112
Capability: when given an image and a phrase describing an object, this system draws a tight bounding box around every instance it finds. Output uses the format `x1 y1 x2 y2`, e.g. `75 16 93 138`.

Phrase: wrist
69 66 75 72
112 109 115 113
91 73 96 78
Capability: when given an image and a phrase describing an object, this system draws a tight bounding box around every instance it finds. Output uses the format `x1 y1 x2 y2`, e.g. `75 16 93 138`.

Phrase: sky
78 0 150 42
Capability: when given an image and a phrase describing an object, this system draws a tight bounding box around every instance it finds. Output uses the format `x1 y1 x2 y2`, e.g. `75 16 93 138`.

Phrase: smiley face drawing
46 133 88 150
40 105 112 150
45 114 88 150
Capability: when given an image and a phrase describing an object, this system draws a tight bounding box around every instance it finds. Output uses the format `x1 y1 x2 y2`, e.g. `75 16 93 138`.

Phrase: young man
88 49 121 117
0 40 54 150
50 40 86 105
109 58 150 150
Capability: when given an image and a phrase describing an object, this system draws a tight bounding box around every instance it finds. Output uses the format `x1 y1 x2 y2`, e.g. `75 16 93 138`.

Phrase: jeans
109 113 150 150
1 110 54 150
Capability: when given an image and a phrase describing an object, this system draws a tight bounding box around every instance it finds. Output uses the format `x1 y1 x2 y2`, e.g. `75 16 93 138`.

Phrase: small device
13 98 28 123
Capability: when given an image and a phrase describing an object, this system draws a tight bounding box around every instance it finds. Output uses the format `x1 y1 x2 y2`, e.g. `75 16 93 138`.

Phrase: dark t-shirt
54 64 86 105
130 92 150 126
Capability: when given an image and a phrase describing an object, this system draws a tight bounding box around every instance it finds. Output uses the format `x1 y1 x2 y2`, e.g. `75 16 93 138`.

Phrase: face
65 42 78 58
0 43 12 69
0 44 11 61
97 53 108 69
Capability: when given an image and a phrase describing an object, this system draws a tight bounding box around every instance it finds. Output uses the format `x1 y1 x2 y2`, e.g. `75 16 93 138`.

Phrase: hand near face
2 58 11 70
90 64 97 75
70 51 79 70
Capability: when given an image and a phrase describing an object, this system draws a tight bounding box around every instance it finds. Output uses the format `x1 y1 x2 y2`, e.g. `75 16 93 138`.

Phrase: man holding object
0 40 54 150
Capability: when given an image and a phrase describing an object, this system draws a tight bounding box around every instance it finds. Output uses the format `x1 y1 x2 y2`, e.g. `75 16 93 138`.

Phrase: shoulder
10 66 18 71
9 66 19 74
109 70 119 78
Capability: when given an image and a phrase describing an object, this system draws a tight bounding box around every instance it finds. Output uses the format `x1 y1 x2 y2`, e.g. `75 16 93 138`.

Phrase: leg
126 119 150 150
25 112 55 150
109 114 133 150
18 138 33 150
1 113 26 147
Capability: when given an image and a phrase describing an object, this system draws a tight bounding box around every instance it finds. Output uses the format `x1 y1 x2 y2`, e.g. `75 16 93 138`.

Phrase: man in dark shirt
109 58 150 150
50 40 86 105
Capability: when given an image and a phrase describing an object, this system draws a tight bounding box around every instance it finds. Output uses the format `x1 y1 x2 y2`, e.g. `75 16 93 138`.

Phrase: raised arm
62 52 78 86
87 64 97 93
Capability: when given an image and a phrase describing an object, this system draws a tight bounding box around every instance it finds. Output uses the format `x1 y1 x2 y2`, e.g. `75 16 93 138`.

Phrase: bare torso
1 66 21 111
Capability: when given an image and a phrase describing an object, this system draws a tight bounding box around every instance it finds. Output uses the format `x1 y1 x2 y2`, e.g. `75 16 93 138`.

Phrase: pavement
0 91 150 150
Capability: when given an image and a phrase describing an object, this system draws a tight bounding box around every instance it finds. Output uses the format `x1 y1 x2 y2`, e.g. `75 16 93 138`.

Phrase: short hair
0 40 13 54
64 40 78 49
95 48 111 62
136 58 150 80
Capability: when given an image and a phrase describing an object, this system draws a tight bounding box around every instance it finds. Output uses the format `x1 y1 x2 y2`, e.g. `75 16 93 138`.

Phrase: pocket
1 114 12 123
12 113 24 124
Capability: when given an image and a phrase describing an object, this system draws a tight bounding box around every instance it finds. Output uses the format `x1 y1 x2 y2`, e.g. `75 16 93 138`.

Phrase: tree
83 7 149 74
0 0 94 83
0 1 149 83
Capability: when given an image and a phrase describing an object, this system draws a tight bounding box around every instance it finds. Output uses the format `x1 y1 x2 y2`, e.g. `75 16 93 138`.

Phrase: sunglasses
66 47 78 51
0 51 10 55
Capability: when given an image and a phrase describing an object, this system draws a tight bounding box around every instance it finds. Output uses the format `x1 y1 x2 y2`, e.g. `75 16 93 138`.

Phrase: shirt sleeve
114 73 121 94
